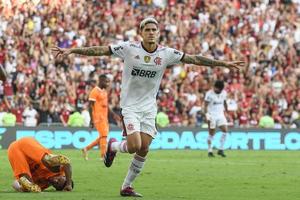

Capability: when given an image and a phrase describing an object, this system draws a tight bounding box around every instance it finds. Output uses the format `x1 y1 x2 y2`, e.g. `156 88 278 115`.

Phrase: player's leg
207 119 216 157
8 141 41 192
96 122 109 158
120 133 152 197
82 138 100 160
120 110 156 197
217 122 228 157
104 110 141 167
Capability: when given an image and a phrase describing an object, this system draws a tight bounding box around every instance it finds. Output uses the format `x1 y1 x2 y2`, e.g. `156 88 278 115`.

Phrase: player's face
99 77 110 89
141 23 159 44
49 176 66 190
214 87 222 94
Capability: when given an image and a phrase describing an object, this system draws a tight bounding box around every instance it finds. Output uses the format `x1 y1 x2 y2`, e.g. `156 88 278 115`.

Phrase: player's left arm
43 154 72 191
109 107 121 126
224 100 228 114
181 54 245 70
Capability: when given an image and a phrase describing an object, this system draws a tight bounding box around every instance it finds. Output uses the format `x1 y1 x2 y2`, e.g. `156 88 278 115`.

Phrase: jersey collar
141 42 158 53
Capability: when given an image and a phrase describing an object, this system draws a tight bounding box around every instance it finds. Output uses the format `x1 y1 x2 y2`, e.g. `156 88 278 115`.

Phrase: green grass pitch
0 150 299 200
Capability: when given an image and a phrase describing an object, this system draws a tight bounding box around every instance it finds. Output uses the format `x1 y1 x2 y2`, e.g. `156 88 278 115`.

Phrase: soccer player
204 80 228 157
52 17 244 197
82 74 120 160
7 137 73 192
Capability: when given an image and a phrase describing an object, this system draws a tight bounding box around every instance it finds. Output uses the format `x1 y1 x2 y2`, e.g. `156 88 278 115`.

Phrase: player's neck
141 42 158 53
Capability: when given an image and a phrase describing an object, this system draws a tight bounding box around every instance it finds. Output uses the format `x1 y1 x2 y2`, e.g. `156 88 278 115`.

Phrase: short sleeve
89 88 97 101
109 41 129 60
165 47 185 66
204 91 211 102
223 91 227 100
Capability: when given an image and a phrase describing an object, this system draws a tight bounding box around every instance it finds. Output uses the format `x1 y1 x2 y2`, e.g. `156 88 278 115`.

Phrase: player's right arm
203 92 211 121
43 154 72 191
51 46 112 59
89 100 95 128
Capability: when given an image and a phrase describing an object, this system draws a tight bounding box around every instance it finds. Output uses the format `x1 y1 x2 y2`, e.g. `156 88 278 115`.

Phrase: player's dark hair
55 180 74 191
99 74 108 80
214 80 224 90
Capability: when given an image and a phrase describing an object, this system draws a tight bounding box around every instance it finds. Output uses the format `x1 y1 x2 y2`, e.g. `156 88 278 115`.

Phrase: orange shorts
94 121 109 137
7 137 51 179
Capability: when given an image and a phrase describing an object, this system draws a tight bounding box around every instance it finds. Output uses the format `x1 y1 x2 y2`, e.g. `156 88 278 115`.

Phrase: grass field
0 150 299 200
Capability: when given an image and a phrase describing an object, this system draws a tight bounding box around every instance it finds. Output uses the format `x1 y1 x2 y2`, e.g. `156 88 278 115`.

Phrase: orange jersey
7 137 64 190
89 86 108 123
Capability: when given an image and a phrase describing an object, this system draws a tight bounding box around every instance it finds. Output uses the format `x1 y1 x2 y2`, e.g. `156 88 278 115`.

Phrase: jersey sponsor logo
131 68 157 78
113 46 123 51
154 57 162 65
144 56 151 63
213 102 223 105
174 50 181 55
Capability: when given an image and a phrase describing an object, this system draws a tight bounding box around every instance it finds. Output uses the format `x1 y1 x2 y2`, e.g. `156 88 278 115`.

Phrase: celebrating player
204 80 229 157
8 137 73 192
52 17 244 197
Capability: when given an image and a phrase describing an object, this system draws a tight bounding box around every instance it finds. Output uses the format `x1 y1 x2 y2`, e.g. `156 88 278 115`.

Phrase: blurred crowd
0 0 300 128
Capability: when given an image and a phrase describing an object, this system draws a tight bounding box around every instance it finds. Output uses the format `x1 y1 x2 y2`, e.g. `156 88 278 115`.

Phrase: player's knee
139 145 149 154
127 143 141 154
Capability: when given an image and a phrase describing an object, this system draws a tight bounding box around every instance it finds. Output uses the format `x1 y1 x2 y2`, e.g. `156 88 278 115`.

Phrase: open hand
224 61 245 70
51 46 72 60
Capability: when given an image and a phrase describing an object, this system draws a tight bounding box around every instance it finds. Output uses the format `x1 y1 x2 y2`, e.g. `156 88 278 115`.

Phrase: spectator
156 110 170 128
2 111 16 126
0 105 7 126
259 110 275 129
0 0 299 128
67 111 84 127
22 103 39 127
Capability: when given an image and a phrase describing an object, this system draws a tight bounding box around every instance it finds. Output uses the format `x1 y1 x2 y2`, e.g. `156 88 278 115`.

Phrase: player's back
8 137 63 190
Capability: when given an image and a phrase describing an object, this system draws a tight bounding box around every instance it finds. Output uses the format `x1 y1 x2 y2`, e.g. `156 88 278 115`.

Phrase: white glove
205 113 212 121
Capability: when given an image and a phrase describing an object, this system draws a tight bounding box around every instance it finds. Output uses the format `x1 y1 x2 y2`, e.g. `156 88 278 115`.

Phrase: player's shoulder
157 45 176 53
206 89 214 95
221 90 227 96
127 41 141 49
90 87 101 95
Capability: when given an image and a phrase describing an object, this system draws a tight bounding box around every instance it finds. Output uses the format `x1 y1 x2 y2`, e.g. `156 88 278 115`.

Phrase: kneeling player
8 137 73 192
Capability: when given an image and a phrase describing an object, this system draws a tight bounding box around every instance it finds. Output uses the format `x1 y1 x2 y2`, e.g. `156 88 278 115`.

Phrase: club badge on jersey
144 56 151 63
154 57 162 65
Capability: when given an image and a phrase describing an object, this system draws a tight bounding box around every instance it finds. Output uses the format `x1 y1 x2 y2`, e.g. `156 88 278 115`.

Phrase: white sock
122 154 146 189
208 135 214 152
219 132 227 150
111 140 128 153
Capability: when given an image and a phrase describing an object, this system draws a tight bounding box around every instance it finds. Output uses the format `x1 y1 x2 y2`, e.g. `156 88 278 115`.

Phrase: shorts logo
127 123 134 131
144 56 151 63
154 57 162 65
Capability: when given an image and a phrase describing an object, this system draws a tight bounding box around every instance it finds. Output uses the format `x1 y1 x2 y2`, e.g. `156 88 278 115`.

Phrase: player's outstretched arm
181 54 245 70
51 46 112 60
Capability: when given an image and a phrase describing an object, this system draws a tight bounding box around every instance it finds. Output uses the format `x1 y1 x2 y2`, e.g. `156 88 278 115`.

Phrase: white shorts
121 108 157 138
208 113 227 129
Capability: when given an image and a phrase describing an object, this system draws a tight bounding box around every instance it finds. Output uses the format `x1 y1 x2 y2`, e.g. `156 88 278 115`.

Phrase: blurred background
0 0 300 129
